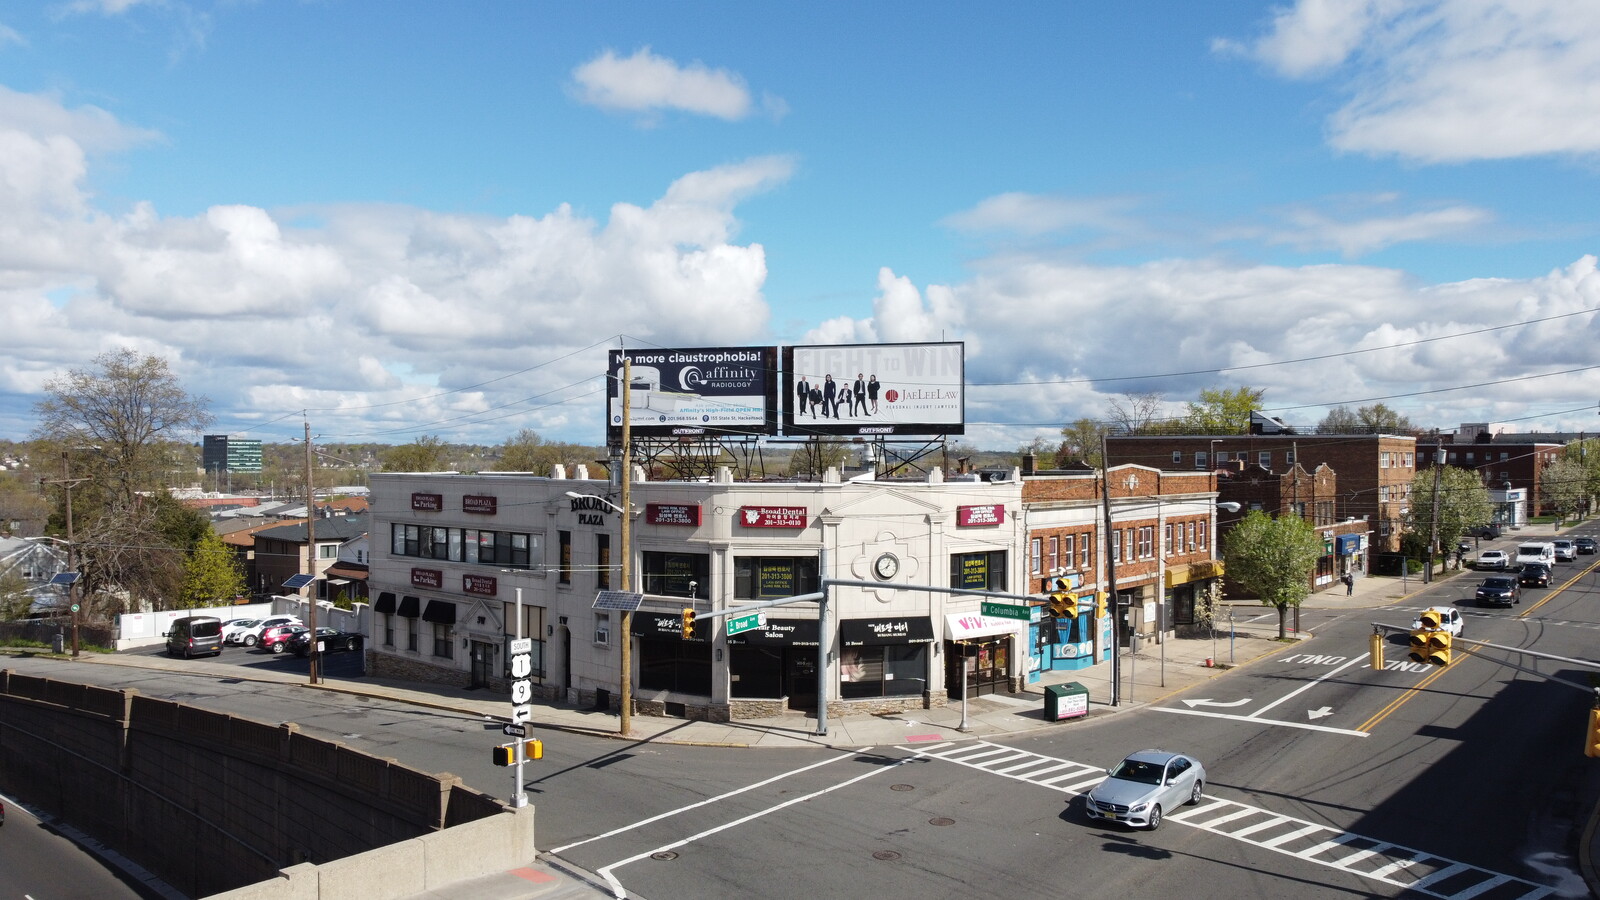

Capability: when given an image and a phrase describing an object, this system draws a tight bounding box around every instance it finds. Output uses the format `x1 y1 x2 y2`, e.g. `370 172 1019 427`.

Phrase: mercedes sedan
1083 749 1205 830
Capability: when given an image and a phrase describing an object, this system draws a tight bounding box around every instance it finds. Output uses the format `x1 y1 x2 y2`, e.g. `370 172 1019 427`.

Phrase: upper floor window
734 556 818 600
643 551 711 598
1258 451 1271 469
1030 538 1042 575
951 550 1008 592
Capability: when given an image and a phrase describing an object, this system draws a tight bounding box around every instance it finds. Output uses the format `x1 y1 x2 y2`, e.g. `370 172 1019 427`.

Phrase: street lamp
565 490 635 736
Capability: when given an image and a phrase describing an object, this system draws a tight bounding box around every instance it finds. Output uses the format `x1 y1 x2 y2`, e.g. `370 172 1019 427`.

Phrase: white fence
115 597 371 651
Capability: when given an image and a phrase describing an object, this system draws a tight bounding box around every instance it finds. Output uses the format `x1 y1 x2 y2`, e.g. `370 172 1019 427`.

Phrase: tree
179 529 247 609
1317 406 1361 434
1540 457 1587 524
382 435 451 472
1403 466 1495 554
0 568 32 619
492 429 562 474
1106 392 1164 435
75 496 187 616
1181 386 1264 434
33 349 213 504
789 438 851 479
1222 509 1324 639
1057 418 1106 468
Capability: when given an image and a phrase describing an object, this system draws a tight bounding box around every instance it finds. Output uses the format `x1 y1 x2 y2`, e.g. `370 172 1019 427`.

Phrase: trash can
1044 682 1090 721
52 633 65 654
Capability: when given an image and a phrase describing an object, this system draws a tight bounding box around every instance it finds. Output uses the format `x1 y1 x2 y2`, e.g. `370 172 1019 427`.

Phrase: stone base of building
365 650 470 687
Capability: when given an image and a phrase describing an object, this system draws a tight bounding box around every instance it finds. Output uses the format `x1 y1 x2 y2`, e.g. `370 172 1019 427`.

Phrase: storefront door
946 637 1011 699
470 640 493 689
785 651 817 711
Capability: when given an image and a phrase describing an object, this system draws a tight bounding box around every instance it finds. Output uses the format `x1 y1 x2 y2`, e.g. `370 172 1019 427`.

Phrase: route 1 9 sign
510 637 533 723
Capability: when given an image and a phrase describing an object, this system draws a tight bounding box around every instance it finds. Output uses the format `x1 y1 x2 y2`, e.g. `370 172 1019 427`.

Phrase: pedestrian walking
1342 572 1354 595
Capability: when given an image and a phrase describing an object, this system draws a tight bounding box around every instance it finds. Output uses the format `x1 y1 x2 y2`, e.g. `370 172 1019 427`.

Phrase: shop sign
945 612 1023 641
411 568 443 589
411 493 443 512
725 617 820 647
647 503 702 526
956 554 989 590
463 574 497 596
738 505 807 528
957 504 1005 527
841 617 934 646
463 494 497 515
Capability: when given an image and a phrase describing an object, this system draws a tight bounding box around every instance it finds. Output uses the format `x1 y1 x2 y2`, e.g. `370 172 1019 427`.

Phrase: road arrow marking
1182 698 1251 709
1308 706 1334 720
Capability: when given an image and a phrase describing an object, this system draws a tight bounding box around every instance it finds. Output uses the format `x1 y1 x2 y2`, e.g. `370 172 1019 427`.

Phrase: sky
2 1 1599 453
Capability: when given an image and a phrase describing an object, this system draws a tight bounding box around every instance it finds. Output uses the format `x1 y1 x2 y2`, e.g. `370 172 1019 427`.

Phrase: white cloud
1223 0 1600 162
571 47 781 122
0 21 25 48
941 192 1147 239
1269 203 1493 256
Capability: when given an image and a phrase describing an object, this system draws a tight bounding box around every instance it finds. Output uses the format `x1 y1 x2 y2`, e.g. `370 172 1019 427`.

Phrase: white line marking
1250 653 1371 718
1155 706 1371 736
1260 823 1326 848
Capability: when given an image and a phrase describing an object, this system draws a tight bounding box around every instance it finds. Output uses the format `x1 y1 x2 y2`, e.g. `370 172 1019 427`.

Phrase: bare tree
1106 392 1165 434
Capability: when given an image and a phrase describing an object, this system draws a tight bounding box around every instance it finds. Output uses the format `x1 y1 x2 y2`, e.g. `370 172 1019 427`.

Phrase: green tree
0 568 32 619
1222 509 1323 639
382 435 451 472
179 529 246 609
1181 386 1264 434
1540 457 1587 524
1403 466 1495 555
492 429 562 474
1057 418 1106 468
33 349 213 504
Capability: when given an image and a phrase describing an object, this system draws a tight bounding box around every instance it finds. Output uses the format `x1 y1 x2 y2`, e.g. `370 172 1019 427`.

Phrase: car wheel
1148 805 1163 830
271 642 285 654
345 638 358 651
244 635 257 646
1188 781 1203 806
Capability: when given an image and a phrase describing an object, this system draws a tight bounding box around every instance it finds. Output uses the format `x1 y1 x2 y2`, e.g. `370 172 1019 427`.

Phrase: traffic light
681 607 696 640
1368 629 1384 671
1417 608 1443 629
492 743 515 767
1049 580 1077 618
1586 708 1600 759
1094 592 1109 618
494 740 544 766
1407 628 1452 666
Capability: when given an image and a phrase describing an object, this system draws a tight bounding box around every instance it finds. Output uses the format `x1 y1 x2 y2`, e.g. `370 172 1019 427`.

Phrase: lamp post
43 452 92 657
565 490 634 736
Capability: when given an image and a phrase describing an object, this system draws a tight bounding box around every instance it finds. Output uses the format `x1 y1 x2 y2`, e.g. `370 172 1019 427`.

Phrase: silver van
165 616 224 658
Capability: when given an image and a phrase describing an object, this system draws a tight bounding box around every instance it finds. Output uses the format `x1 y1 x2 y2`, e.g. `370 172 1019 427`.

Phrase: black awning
841 616 935 646
374 592 396 614
422 600 457 625
725 617 820 647
397 595 421 618
631 611 710 642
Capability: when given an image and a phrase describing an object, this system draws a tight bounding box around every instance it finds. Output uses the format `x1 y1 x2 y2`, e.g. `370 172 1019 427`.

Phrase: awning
631 611 710 642
945 611 1027 641
422 600 457 625
374 592 396 614
1335 534 1362 556
397 595 421 618
725 617 820 647
841 616 935 646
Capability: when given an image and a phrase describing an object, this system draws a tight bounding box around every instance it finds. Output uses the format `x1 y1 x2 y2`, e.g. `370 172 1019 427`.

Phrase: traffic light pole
1371 622 1600 691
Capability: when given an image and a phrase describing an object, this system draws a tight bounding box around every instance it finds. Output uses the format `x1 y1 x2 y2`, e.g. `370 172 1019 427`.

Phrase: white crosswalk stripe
901 740 1554 899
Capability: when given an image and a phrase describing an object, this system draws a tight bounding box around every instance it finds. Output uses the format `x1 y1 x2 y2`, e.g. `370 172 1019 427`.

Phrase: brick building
1415 433 1562 526
1216 462 1371 591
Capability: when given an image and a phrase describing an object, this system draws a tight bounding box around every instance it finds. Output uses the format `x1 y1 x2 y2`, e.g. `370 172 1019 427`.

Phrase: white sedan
1475 550 1509 570
1083 749 1206 830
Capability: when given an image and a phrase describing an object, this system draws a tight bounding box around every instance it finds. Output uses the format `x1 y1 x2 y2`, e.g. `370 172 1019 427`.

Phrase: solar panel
48 572 80 585
591 590 644 611
282 573 316 589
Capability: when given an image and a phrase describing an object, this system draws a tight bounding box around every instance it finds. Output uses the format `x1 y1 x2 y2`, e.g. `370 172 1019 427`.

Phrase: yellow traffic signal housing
1050 592 1078 618
1368 631 1384 670
1586 708 1600 759
1408 628 1452 666
1094 592 1109 618
524 739 543 761
492 744 515 767
681 608 696 640
1417 609 1443 630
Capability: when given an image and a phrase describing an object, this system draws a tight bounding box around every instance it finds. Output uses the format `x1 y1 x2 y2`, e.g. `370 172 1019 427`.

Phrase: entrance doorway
469 641 494 689
785 651 817 711
561 627 572 690
947 637 1011 699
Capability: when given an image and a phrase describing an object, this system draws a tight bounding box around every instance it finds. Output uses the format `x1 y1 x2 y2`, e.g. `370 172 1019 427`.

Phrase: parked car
221 618 263 645
1553 539 1576 562
245 615 303 647
1084 749 1206 830
288 626 364 657
259 623 309 654
1576 537 1598 555
1411 606 1464 636
165 616 223 659
1475 550 1510 570
1475 575 1520 607
1469 524 1503 539
1518 563 1552 588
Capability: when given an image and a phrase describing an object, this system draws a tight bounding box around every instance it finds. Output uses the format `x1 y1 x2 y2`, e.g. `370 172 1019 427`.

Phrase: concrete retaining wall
0 668 518 898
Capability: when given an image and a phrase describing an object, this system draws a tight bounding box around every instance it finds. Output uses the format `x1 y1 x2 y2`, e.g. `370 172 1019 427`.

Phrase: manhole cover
873 850 901 861
890 783 915 792
929 817 955 826
651 851 679 861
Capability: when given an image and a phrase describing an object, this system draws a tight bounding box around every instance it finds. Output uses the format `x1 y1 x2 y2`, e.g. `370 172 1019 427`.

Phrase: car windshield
1111 759 1163 785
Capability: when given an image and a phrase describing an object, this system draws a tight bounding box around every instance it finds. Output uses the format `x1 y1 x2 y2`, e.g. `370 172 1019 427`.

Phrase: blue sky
1 1 1598 451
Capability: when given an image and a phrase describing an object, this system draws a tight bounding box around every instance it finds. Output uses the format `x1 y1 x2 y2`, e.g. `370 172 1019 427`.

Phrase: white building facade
367 467 1027 721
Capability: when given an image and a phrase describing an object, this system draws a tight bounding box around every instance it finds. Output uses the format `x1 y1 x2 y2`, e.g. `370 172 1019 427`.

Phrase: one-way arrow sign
502 723 527 738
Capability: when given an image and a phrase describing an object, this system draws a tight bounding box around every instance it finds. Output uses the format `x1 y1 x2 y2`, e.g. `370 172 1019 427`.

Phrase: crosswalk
900 740 1553 900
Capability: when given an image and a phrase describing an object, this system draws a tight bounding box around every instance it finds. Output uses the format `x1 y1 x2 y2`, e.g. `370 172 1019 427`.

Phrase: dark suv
1518 562 1552 587
1477 575 1521 607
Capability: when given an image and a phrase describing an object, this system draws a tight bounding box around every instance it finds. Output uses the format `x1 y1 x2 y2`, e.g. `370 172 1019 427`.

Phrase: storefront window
734 556 818 600
840 645 927 699
642 551 711 597
638 639 712 695
950 550 1008 592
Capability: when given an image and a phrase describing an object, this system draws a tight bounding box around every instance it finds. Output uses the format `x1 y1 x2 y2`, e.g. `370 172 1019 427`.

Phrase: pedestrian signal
681 608 696 640
524 739 543 761
492 744 515 767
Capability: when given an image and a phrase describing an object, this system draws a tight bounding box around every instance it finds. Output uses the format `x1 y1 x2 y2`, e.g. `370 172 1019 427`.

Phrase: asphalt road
7 538 1600 898
0 791 155 900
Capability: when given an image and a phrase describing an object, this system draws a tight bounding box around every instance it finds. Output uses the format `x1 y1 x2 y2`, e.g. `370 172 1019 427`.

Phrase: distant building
201 435 263 475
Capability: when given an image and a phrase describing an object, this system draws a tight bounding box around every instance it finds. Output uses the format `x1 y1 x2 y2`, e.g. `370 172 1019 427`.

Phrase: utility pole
1101 434 1122 706
305 420 320 685
1427 438 1443 583
619 357 634 737
43 454 90 658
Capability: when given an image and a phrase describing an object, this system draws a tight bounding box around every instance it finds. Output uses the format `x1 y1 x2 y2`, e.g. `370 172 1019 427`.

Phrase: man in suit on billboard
822 374 836 418
852 373 867 416
796 376 810 422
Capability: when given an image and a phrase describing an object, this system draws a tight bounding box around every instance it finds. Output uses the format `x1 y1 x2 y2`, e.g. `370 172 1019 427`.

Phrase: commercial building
367 467 1029 722
201 435 263 477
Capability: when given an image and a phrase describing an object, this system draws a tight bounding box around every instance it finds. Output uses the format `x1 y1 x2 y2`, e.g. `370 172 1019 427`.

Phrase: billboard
607 347 778 439
783 342 965 436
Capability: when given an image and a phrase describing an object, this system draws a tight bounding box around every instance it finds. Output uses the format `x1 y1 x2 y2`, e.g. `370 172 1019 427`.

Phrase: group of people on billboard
794 372 881 419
